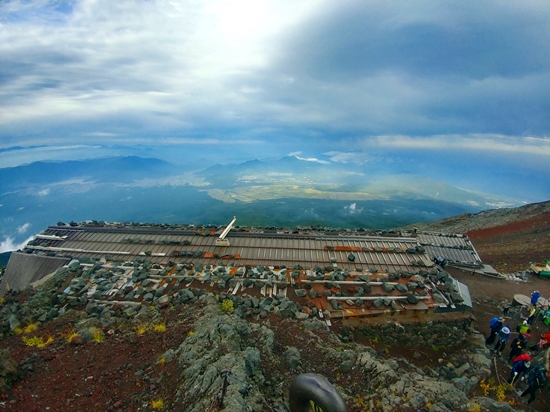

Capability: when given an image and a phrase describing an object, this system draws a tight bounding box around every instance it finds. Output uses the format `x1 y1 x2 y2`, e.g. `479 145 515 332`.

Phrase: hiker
520 366 548 404
530 290 541 306
508 334 527 362
526 306 537 325
541 307 550 325
538 331 550 349
508 359 531 384
516 320 531 339
494 326 510 352
486 317 504 345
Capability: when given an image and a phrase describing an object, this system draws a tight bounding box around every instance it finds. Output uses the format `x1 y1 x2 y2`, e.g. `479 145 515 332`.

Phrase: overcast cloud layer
1 0 549 199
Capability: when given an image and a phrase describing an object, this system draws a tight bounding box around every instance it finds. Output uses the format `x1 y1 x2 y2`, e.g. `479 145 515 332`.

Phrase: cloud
17 222 31 234
0 0 548 199
324 152 371 164
371 134 550 156
344 202 362 215
294 155 330 165
0 235 34 253
1 0 548 148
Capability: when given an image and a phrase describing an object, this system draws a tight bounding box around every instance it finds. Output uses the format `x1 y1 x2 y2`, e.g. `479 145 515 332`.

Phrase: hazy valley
0 155 523 251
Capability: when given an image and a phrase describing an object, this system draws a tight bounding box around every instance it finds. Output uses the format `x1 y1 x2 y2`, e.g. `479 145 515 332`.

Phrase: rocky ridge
0 269 535 412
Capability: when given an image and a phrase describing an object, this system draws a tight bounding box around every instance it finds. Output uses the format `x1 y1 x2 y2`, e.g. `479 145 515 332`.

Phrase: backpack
513 354 532 363
529 366 547 387
489 317 499 328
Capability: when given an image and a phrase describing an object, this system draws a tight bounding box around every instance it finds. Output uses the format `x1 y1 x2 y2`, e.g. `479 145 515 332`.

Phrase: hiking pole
494 357 501 385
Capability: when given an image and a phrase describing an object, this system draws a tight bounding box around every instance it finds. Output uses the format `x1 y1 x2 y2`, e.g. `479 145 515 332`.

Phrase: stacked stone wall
356 318 472 348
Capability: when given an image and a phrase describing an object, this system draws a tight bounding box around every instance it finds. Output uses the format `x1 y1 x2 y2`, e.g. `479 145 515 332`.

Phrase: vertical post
220 369 230 408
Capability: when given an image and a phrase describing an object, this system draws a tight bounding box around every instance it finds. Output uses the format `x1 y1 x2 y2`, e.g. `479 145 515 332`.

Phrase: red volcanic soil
467 214 550 272
0 306 197 412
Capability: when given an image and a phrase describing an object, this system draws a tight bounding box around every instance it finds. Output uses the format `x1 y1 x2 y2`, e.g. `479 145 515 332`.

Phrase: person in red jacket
508 334 527 362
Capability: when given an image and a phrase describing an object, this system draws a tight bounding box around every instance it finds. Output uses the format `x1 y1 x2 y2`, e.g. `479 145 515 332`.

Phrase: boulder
294 289 307 297
284 347 301 369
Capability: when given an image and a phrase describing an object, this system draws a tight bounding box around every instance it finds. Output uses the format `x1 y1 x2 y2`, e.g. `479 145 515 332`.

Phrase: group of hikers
485 291 549 405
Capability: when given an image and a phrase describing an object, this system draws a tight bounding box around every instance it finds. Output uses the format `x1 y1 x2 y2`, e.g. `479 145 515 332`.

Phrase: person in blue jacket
486 317 504 345
494 326 510 352
508 360 531 384
530 290 541 306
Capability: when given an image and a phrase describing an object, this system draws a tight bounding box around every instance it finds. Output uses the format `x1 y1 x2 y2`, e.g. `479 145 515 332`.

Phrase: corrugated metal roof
28 226 434 274
417 232 482 267
5 225 475 319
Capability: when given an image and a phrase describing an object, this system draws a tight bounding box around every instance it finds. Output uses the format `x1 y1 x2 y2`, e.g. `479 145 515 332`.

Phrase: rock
284 347 301 369
339 359 354 373
382 283 394 293
85 301 98 315
452 376 470 393
279 309 295 319
294 289 307 297
470 397 517 412
243 347 260 376
407 282 418 290
454 362 470 376
303 318 328 331
158 295 170 308
395 284 408 293
142 279 155 287
8 315 21 332
53 309 87 326
406 293 419 304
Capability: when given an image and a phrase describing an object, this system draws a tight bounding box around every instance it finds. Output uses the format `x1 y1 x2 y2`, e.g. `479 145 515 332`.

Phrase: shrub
22 336 54 348
153 322 166 333
92 329 105 343
151 399 164 409
221 299 234 312
21 321 42 336
64 329 79 343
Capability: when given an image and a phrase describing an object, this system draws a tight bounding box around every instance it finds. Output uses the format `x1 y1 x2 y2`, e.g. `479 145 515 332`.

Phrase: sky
1 0 549 200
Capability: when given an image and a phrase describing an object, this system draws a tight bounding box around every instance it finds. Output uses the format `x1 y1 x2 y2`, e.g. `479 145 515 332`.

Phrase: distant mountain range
197 155 520 209
0 156 173 192
0 155 529 252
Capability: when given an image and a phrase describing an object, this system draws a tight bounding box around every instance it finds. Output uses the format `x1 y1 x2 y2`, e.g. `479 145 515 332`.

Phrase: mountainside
404 200 550 272
404 200 550 233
